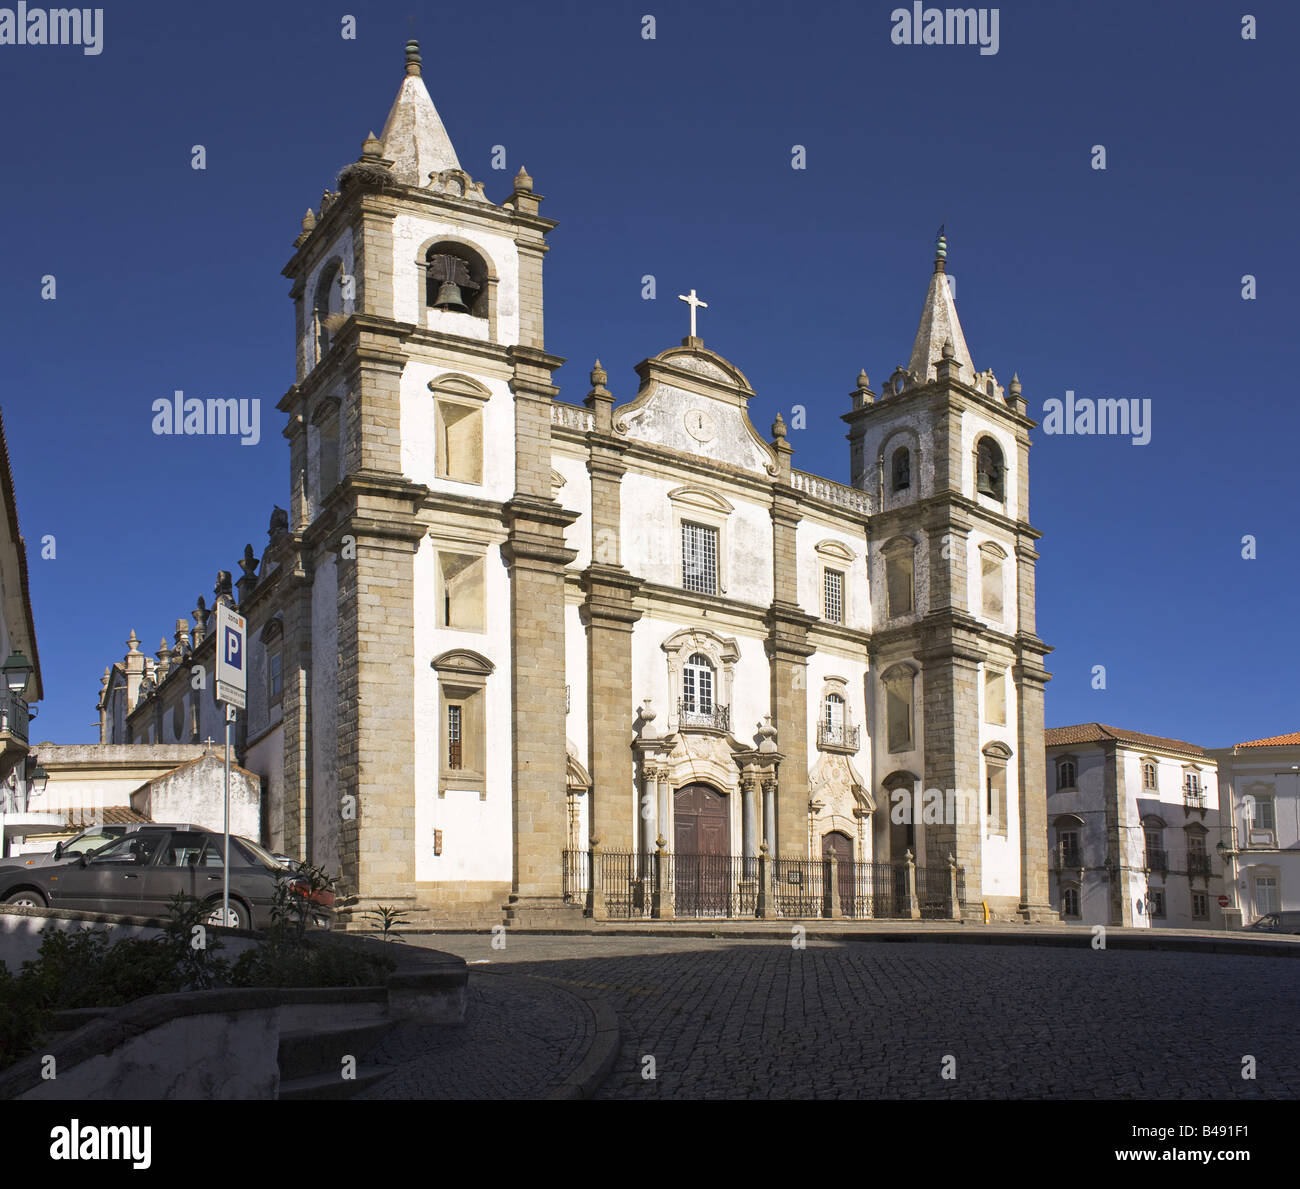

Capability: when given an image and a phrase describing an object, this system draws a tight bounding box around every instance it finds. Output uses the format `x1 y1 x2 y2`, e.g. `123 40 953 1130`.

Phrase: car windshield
235 836 283 871
65 833 118 855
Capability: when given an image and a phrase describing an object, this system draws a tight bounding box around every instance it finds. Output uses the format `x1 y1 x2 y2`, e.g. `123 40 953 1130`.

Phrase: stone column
741 774 758 866
1015 649 1054 921
904 848 921 920
762 777 777 854
640 762 659 866
657 767 673 851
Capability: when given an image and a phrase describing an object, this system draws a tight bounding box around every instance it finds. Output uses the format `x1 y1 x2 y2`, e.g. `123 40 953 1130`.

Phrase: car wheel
204 899 246 929
6 889 47 908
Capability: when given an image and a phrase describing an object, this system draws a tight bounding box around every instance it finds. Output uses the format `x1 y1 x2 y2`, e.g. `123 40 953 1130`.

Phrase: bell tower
844 233 1053 921
278 40 575 922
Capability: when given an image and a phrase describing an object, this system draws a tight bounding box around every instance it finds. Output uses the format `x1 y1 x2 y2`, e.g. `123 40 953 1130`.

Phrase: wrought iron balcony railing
1183 788 1207 809
677 700 730 731
0 690 28 744
1187 853 1212 877
1145 848 1168 874
1053 845 1084 869
817 721 860 750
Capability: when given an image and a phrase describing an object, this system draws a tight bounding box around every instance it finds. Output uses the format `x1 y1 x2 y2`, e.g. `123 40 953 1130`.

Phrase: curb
472 967 620 1100
402 924 1300 960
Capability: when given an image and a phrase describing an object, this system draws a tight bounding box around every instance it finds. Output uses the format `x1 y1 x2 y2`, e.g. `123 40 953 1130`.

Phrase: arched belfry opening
425 241 488 317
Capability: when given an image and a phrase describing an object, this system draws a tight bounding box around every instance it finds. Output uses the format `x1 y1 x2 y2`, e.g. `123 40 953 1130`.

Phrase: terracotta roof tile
1044 723 1207 757
1234 731 1300 748
64 806 152 828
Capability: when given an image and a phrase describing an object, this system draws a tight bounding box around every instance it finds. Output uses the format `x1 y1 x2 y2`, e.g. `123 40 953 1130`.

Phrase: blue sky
2 0 1295 747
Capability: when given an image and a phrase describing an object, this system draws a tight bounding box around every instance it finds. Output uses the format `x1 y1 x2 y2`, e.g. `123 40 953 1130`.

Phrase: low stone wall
0 914 468 1100
0 905 263 970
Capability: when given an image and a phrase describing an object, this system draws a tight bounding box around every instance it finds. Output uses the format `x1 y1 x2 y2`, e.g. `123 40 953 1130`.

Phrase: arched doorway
822 830 855 914
674 783 730 916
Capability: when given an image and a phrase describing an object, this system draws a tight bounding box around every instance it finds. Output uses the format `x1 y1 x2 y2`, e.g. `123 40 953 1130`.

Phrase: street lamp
25 758 47 796
1 652 32 697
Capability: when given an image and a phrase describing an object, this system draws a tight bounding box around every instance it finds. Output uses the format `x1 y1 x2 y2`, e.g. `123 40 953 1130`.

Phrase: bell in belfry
427 252 479 312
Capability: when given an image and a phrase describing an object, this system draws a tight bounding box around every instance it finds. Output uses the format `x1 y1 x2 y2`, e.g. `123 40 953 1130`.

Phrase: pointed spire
907 230 976 387
380 38 461 186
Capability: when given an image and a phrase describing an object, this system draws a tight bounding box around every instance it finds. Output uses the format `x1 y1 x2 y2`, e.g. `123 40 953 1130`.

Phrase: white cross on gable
677 288 708 339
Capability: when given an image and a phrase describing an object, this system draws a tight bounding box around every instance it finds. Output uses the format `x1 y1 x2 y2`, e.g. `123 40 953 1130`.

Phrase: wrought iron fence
563 851 966 921
0 690 28 743
676 700 731 731
816 721 861 750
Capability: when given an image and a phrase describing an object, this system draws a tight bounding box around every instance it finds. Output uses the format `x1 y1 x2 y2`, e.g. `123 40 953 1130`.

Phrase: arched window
682 653 715 715
425 242 488 318
1142 760 1157 790
824 691 845 733
1056 759 1077 790
891 446 911 492
881 664 916 754
1061 886 1081 918
975 436 1005 500
312 260 345 361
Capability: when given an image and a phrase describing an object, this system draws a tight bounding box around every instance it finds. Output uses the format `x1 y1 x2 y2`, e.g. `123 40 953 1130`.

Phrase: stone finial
655 834 667 852
941 336 955 360
126 630 140 653
589 359 608 390
295 209 316 248
239 544 259 579
362 131 384 161
638 699 656 724
934 225 947 273
214 571 233 605
514 165 533 193
851 368 875 408
404 38 422 76
857 368 870 390
756 715 778 753
192 596 210 643
1009 373 1022 397
771 412 786 440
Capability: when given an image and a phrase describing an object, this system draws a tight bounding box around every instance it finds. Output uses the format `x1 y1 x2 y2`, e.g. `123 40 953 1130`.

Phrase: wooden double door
674 783 730 917
821 830 856 914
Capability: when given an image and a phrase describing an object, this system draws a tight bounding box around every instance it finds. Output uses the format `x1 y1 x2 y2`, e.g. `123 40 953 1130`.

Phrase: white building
1045 724 1227 929
106 40 1055 927
1209 732 1300 927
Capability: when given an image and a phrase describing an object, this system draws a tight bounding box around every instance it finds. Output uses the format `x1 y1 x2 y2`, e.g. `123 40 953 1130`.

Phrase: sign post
214 604 247 927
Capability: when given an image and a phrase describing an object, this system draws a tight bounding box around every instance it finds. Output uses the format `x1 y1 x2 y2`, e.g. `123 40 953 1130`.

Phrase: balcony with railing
1187 853 1212 877
1183 783 1207 811
0 690 29 746
1144 848 1168 874
817 721 860 751
677 700 730 732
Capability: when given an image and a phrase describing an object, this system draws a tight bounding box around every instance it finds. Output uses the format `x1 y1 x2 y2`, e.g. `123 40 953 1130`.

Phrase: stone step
277 1066 392 1101
277 1020 393 1083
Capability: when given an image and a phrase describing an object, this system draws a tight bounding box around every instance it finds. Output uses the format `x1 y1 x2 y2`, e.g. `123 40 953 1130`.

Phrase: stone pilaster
353 199 396 322
766 603 816 857
1104 740 1137 926
334 478 426 908
918 633 984 893
1015 649 1054 921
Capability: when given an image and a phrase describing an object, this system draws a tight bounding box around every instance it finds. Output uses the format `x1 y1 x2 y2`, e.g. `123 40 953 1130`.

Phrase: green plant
363 905 409 942
270 861 338 943
230 938 394 988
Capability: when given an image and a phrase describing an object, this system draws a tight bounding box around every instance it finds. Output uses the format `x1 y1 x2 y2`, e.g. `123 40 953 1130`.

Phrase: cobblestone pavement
405 934 1300 1099
356 969 591 1099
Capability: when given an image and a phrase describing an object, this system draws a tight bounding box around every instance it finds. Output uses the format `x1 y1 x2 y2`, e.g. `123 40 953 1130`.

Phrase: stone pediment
611 340 777 477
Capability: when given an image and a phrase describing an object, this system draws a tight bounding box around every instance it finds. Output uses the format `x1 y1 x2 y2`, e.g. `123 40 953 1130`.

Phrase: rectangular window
438 551 486 631
436 401 484 485
1058 830 1080 866
1148 889 1166 919
986 762 1006 836
1062 887 1080 917
885 554 913 618
269 651 283 700
823 569 845 624
885 679 912 753
1253 797 1276 830
447 704 463 770
980 553 1003 620
1255 875 1279 915
1192 891 1208 919
984 668 1006 725
681 522 718 595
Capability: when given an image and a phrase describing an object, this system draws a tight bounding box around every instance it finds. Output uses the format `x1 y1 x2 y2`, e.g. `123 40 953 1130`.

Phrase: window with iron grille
681 522 718 595
1192 891 1208 919
823 568 844 624
1147 888 1166 918
1062 887 1080 917
682 653 714 713
447 704 463 770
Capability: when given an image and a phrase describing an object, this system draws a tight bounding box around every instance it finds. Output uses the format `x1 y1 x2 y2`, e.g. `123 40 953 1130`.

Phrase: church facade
105 41 1053 925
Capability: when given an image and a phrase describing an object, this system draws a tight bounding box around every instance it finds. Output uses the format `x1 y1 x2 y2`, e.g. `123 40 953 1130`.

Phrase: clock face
684 409 716 442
